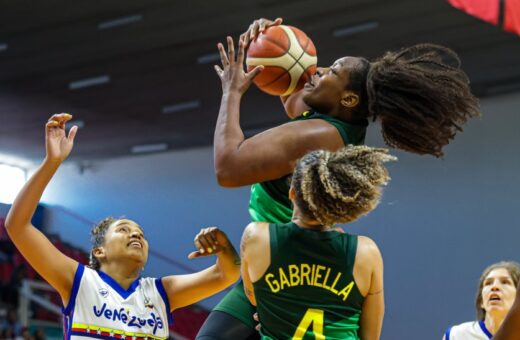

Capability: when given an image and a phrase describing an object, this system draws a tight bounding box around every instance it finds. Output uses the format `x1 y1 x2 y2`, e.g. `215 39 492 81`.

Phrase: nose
315 67 329 77
491 281 501 291
130 230 141 239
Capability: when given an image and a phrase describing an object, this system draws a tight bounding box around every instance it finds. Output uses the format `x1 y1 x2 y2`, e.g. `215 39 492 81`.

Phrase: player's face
302 56 362 113
480 268 517 315
103 219 149 267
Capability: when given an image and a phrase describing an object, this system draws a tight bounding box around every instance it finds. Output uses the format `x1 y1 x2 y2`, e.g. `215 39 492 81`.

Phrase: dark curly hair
348 44 480 157
292 145 396 226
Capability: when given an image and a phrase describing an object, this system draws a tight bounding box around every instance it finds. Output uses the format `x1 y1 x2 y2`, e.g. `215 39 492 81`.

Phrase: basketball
246 25 317 96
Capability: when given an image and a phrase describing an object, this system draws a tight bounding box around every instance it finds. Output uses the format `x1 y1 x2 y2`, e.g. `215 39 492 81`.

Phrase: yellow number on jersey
293 308 325 340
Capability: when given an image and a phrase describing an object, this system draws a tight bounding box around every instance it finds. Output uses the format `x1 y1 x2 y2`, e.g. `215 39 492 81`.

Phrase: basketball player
241 145 391 339
197 17 480 339
444 261 520 339
5 113 240 339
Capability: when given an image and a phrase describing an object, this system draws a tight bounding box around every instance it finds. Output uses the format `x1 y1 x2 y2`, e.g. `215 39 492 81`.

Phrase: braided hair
364 43 480 157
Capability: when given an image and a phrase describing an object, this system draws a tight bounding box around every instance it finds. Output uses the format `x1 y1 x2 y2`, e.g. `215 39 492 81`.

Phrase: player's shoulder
243 222 270 243
357 236 381 257
446 321 482 338
355 235 383 271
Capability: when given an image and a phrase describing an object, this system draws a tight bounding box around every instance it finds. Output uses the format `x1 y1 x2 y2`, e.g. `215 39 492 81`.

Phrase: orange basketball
246 25 317 96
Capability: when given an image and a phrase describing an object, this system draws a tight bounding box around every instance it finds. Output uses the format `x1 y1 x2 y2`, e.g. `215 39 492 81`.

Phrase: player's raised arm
5 113 79 305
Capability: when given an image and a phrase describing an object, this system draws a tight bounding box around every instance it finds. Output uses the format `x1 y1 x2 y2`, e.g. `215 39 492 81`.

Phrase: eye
118 226 129 233
330 68 338 75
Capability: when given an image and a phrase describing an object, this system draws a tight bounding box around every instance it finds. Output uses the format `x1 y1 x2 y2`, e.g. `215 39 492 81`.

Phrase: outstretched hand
214 36 264 95
188 227 231 259
45 113 78 163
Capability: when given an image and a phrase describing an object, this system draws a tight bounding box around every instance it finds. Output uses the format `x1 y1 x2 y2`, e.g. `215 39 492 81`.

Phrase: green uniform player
213 111 367 328
203 15 478 339
241 146 391 339
254 222 363 339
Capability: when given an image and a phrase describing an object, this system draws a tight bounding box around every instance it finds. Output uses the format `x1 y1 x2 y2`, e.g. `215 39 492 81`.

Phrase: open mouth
128 240 142 248
489 294 502 302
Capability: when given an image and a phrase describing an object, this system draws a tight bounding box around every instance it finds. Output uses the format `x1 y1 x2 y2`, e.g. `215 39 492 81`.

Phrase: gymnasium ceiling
1 0 520 163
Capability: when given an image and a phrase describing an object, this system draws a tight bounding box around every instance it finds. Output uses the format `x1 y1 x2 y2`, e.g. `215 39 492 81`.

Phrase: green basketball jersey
248 111 368 224
253 222 364 340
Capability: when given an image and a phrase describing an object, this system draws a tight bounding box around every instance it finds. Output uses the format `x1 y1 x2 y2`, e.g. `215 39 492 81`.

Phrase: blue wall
39 91 520 339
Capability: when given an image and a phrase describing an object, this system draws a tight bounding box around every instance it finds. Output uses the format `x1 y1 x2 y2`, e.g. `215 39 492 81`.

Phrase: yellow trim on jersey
71 323 168 340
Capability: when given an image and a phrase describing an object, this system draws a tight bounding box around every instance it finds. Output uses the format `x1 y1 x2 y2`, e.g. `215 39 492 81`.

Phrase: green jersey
248 111 368 224
253 222 364 340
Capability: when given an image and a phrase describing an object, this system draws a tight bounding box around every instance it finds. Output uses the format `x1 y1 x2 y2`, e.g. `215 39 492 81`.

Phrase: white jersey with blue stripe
445 320 492 340
62 264 172 340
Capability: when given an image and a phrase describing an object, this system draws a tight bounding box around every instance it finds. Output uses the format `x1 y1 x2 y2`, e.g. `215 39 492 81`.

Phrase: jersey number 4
293 308 325 340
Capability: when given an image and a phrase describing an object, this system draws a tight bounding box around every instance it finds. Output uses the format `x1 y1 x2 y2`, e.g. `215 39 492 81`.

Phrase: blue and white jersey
445 320 492 340
62 264 172 340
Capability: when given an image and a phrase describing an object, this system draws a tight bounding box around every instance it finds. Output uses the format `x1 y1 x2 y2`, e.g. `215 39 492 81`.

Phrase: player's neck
328 107 367 125
99 262 142 289
291 206 329 231
484 312 507 335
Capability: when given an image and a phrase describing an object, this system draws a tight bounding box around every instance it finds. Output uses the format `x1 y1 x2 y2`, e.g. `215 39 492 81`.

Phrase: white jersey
62 264 172 340
445 321 492 340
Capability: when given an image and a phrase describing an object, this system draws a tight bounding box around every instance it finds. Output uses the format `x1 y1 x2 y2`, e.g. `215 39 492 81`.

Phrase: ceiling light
161 100 200 114
333 21 379 38
197 53 221 64
98 14 143 30
69 75 110 90
0 43 7 52
0 163 26 204
131 143 168 154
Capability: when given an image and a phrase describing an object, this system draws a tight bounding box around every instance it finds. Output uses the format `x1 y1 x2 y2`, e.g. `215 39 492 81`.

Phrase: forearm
213 91 245 183
214 242 241 285
5 158 60 232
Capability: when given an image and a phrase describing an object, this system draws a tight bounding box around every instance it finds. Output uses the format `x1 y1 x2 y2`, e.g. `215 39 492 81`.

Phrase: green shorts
213 281 257 328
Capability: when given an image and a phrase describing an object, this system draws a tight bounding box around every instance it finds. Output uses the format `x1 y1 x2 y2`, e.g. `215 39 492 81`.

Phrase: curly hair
364 43 480 157
89 217 117 271
292 145 396 226
475 261 520 320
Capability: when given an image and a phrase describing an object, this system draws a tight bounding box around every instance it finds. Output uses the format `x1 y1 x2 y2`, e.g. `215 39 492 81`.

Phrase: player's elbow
215 161 247 187
215 170 241 187
4 215 22 235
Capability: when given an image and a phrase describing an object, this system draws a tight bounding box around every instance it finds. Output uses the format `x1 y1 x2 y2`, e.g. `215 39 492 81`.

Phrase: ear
93 247 106 262
289 186 296 200
341 91 359 108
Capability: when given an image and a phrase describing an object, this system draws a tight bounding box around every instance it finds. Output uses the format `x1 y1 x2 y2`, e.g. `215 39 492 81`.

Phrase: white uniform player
63 265 171 340
445 321 492 340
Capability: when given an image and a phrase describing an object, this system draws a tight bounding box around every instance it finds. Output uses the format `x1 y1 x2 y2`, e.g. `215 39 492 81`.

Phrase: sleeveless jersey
62 264 172 340
445 321 492 340
248 111 368 224
253 223 364 339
